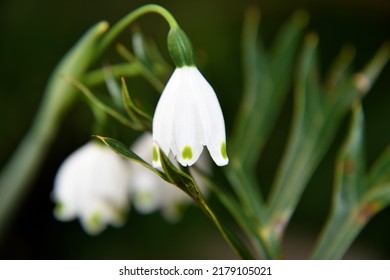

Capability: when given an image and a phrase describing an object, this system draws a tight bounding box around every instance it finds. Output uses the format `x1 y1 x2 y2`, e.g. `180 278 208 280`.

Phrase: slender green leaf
267 34 323 232
63 76 142 130
366 145 390 188
232 9 307 169
334 103 366 206
83 63 142 87
363 144 390 213
227 10 307 225
102 64 125 107
95 136 169 183
224 8 266 224
132 26 154 69
312 105 368 259
230 8 270 166
266 36 389 240
325 45 356 92
269 9 309 95
225 9 308 259
159 150 203 203
353 42 390 94
116 43 165 92
131 26 172 78
121 77 152 131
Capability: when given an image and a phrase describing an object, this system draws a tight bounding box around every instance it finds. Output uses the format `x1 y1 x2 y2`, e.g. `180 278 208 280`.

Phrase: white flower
152 66 228 168
129 133 209 222
52 141 130 235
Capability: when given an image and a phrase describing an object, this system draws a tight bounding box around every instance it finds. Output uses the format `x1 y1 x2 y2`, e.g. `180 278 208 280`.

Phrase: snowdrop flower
129 133 209 222
152 27 228 168
52 141 130 235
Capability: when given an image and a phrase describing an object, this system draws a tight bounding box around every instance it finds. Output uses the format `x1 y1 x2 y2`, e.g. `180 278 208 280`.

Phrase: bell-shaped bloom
152 66 228 168
129 133 209 222
52 141 130 235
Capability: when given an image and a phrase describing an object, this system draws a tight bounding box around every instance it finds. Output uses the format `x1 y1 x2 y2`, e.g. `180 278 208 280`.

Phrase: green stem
201 202 246 259
202 171 273 259
97 4 178 58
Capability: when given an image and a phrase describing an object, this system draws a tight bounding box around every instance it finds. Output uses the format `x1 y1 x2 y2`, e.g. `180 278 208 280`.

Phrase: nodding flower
52 141 130 235
152 27 228 168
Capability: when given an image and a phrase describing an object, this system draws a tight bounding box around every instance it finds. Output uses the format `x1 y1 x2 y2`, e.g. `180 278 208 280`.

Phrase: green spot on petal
112 209 126 225
153 145 159 162
182 146 193 160
136 191 154 205
88 213 102 231
54 203 64 216
221 142 227 159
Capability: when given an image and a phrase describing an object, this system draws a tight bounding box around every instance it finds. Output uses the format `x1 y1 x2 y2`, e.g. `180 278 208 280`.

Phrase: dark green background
0 0 389 259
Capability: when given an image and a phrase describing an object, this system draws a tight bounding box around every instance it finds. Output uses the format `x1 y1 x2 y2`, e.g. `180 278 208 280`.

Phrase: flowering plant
0 4 389 259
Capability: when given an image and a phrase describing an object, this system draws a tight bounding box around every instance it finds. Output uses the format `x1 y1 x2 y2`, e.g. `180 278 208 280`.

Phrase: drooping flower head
152 27 228 168
52 141 130 235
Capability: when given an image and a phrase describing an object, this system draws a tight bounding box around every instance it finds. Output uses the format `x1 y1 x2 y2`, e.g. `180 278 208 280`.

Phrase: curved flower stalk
152 28 228 168
52 141 130 235
129 133 209 222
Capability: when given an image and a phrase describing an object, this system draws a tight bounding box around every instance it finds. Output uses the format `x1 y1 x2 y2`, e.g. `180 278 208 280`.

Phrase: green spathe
167 27 195 67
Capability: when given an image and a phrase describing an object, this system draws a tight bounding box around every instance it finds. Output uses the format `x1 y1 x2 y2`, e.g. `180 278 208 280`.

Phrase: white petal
191 67 229 166
129 133 196 219
132 184 161 214
152 69 181 161
52 143 93 221
80 199 112 235
173 68 204 166
87 144 130 208
128 138 163 213
153 66 228 167
52 141 130 234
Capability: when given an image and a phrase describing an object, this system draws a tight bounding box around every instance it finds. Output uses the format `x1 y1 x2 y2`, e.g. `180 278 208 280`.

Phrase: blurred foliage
0 0 389 259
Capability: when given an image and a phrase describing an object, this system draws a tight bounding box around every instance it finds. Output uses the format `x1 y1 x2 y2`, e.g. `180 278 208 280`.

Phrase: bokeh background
0 0 389 259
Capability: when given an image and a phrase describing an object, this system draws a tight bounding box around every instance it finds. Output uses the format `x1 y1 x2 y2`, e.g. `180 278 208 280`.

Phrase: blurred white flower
52 141 130 235
129 133 209 222
152 66 228 168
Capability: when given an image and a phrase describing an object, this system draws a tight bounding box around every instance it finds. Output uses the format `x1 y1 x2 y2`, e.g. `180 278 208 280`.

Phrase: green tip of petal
221 142 228 160
87 213 103 234
111 209 126 226
182 146 193 160
136 191 154 206
54 203 64 217
152 146 159 162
